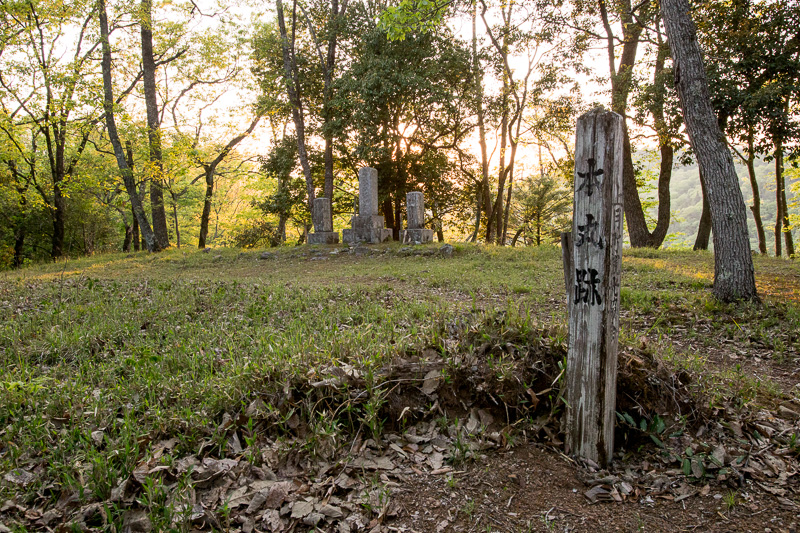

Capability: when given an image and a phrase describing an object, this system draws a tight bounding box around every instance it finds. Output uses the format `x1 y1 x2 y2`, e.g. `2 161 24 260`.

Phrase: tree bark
662 0 757 301
126 142 140 251
693 169 712 250
13 233 25 268
140 0 169 249
741 131 767 254
775 137 795 257
99 0 158 252
122 224 133 252
600 0 655 248
276 0 315 213
471 2 490 242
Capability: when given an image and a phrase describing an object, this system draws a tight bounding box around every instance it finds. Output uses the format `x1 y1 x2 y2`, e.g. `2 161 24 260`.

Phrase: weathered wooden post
563 107 624 467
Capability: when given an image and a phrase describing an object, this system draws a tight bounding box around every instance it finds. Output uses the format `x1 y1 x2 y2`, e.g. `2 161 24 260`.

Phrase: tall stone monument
400 191 434 244
562 107 624 467
308 197 339 244
343 167 392 244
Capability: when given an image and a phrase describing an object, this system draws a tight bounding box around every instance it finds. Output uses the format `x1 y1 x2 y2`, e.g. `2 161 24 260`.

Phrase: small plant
243 417 262 466
616 412 669 448
723 490 737 511
461 498 475 518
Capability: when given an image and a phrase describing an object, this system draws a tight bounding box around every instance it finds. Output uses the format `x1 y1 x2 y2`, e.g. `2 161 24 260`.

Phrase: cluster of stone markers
309 166 434 245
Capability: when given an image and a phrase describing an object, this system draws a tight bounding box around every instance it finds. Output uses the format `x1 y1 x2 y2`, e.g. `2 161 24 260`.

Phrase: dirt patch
389 443 799 533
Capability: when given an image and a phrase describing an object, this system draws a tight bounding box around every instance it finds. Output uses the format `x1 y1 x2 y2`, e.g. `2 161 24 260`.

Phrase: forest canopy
1 0 797 268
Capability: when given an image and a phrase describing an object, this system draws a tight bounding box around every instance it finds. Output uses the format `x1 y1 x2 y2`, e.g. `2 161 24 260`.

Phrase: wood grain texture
565 108 624 466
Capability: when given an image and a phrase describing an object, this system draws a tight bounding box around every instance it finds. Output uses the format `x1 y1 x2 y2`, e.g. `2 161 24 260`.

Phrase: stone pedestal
308 232 339 244
343 214 392 244
309 197 339 244
400 191 433 243
400 228 434 244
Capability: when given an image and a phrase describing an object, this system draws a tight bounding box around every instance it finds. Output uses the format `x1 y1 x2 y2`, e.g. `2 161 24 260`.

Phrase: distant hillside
634 150 799 252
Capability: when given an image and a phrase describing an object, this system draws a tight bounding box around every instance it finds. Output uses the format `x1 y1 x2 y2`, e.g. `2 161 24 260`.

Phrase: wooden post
564 107 624 467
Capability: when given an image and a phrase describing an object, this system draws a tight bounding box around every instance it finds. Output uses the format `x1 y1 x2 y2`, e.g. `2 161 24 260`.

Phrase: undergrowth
1 243 798 510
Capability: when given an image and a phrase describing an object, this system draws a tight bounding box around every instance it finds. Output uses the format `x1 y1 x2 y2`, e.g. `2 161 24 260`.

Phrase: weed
723 490 737 511
461 498 476 518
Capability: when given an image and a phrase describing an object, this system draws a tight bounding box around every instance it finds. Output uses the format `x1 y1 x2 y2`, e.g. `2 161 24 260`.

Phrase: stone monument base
343 227 392 244
401 228 434 244
343 214 392 244
308 231 340 245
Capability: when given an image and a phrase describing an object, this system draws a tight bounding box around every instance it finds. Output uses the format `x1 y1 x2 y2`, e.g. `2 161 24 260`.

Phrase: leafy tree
510 172 571 247
332 7 473 238
0 0 104 258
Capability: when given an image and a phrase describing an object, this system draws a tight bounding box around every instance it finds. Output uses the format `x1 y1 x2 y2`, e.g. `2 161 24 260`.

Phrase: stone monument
308 197 339 244
400 191 434 244
342 167 392 244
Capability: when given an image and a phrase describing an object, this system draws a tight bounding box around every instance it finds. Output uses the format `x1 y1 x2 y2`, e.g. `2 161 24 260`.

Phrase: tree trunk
122 224 133 252
470 3 487 243
51 186 65 259
775 138 795 257
510 226 523 247
276 0 315 213
394 194 402 241
743 131 767 254
321 0 346 203
199 168 214 248
99 0 157 252
172 198 181 249
662 0 757 301
13 233 25 268
140 0 169 249
693 169 712 251
600 0 655 248
382 196 394 233
127 142 140 252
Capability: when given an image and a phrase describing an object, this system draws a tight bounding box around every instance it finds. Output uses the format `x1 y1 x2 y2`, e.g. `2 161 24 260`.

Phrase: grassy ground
1 243 798 530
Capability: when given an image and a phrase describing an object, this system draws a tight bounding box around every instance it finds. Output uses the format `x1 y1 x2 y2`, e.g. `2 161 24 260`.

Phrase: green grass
1 242 798 514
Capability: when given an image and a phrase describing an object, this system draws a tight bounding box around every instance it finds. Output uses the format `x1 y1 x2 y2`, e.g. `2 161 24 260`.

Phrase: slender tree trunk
172 198 181 248
470 186 482 242
742 131 767 254
126 141 140 251
537 211 541 245
199 169 214 248
131 207 140 251
510 227 523 247
50 184 65 259
775 138 794 257
502 172 513 245
393 195 402 241
382 197 394 232
662 0 757 301
473 1 491 243
276 0 315 212
693 171 712 250
13 233 25 268
321 0 347 202
99 0 157 252
140 0 169 249
600 0 654 248
123 224 133 252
